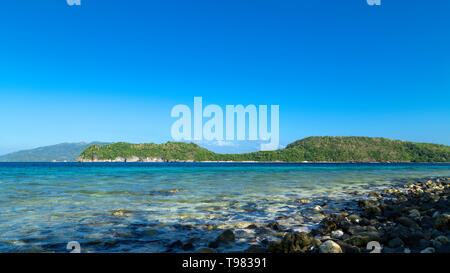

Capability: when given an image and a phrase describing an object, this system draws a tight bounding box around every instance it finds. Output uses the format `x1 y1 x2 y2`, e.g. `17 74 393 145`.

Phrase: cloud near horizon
195 140 285 154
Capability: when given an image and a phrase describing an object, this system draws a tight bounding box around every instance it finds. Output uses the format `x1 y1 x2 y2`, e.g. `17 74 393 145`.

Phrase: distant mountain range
0 142 108 162
77 137 450 163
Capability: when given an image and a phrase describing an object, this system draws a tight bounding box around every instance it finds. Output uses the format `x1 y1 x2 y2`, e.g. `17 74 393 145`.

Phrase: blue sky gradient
0 0 449 154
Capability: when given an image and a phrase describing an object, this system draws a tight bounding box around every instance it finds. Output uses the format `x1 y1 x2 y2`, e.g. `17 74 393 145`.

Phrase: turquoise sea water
0 162 449 253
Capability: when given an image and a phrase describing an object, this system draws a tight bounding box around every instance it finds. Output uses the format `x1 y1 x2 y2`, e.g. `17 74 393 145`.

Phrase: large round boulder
319 240 343 253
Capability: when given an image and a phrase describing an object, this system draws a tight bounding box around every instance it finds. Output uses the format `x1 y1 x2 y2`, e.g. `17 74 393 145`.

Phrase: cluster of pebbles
180 177 449 253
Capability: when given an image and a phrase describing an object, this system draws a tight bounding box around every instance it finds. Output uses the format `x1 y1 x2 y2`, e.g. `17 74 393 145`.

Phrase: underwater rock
196 247 216 253
267 222 283 231
209 230 235 248
244 245 267 253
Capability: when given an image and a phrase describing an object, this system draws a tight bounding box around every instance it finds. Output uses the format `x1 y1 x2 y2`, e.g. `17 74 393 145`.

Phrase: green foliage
281 136 450 162
78 142 216 161
78 137 450 163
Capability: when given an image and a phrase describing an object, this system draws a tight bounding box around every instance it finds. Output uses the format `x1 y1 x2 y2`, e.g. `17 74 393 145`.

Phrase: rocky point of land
194 177 450 253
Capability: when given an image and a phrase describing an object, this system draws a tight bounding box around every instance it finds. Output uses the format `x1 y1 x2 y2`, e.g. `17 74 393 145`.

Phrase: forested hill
77 137 450 163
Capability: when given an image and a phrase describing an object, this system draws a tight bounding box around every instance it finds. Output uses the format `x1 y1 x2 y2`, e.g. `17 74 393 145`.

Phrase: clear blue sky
0 0 449 154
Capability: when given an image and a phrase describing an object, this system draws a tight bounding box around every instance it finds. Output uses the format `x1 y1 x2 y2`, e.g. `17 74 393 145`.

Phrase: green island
77 136 450 163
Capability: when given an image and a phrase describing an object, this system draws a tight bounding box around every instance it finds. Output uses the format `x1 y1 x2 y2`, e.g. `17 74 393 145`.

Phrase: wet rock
408 209 421 217
112 209 131 216
156 189 180 194
313 205 323 212
259 177 448 254
403 231 427 248
142 228 159 236
269 232 314 253
432 240 442 249
312 213 326 220
294 216 305 224
364 231 381 241
311 227 328 236
208 241 219 248
169 240 183 249
383 207 403 219
419 216 434 228
233 222 254 229
417 239 432 249
267 222 283 231
173 224 194 231
348 214 361 224
429 229 442 238
368 192 382 198
245 245 267 253
387 225 410 242
312 238 322 247
186 238 202 244
420 247 435 253
246 224 258 229
436 243 450 253
358 199 380 208
215 230 235 244
335 241 360 253
182 242 195 251
204 224 216 231
396 216 418 228
290 232 314 247
434 213 450 230
344 235 370 247
383 247 403 253
196 248 215 253
319 240 343 253
112 211 124 216
388 237 404 248
434 235 449 244
347 225 377 235
331 230 344 239
256 227 272 235
318 216 337 231
315 214 351 235
267 241 283 253
364 206 382 217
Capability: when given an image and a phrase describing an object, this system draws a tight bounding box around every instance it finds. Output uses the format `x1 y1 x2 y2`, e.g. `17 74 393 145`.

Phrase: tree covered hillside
77 137 450 163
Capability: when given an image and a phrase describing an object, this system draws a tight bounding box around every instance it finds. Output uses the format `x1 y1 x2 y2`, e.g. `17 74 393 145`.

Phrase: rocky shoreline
173 177 450 253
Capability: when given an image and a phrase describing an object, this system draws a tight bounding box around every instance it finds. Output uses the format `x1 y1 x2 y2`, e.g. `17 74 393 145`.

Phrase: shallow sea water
0 162 449 253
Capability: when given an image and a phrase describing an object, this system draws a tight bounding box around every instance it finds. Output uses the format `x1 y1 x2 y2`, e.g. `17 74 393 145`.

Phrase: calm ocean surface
1 162 449 253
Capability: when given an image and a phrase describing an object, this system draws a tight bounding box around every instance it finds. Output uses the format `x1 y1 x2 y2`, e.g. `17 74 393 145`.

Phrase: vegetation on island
78 142 216 162
77 136 450 163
